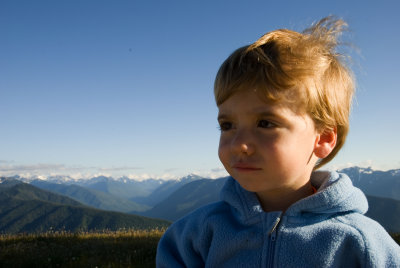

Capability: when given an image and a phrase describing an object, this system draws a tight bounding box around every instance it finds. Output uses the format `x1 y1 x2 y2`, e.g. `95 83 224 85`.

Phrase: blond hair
214 16 355 169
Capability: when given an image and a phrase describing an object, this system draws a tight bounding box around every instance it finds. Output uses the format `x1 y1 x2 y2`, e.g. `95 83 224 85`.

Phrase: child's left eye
258 120 274 128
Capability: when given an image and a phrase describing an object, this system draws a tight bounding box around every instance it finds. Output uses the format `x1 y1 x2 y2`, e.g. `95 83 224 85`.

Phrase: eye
258 119 274 128
218 121 233 131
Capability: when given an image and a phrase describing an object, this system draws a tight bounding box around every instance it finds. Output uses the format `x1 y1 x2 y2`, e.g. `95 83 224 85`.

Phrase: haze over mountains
1 167 400 233
0 178 170 234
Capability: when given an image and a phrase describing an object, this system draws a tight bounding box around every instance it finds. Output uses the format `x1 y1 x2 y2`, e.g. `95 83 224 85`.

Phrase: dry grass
0 229 166 268
1 230 399 267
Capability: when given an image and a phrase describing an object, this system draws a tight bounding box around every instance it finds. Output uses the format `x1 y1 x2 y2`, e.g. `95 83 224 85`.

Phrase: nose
231 130 255 155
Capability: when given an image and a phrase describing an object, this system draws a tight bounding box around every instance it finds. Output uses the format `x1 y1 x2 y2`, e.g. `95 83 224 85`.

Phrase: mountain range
340 167 400 200
30 179 149 213
1 167 399 233
139 177 227 221
0 178 169 234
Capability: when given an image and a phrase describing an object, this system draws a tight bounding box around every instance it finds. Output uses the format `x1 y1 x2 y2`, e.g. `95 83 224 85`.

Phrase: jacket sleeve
156 214 208 268
360 220 400 267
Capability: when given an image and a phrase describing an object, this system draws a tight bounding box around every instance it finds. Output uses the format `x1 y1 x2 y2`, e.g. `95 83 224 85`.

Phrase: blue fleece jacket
156 171 400 267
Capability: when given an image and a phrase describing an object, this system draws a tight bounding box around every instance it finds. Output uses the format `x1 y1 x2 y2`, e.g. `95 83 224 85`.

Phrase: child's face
217 90 319 205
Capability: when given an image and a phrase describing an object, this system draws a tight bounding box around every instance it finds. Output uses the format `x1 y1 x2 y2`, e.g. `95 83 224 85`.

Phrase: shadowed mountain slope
0 179 170 234
30 180 149 212
138 178 227 221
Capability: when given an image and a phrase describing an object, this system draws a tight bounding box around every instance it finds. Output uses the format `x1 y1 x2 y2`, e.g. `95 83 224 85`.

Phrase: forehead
217 91 302 126
218 82 306 111
217 90 296 116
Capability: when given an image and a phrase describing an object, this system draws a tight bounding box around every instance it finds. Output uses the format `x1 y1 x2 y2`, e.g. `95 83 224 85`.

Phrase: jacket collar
220 171 368 221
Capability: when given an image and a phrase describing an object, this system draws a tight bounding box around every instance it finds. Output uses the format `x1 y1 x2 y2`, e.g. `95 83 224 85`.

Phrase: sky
1 0 399 180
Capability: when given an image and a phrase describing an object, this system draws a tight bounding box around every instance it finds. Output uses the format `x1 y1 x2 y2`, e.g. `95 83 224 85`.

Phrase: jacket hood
220 171 368 221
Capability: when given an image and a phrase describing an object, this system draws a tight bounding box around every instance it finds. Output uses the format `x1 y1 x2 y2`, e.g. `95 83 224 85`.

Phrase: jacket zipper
267 216 281 268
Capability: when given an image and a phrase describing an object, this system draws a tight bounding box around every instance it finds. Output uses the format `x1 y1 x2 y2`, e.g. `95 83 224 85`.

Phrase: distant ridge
30 179 149 213
139 178 227 221
366 195 400 233
0 178 170 234
340 167 400 201
75 176 165 200
131 174 204 206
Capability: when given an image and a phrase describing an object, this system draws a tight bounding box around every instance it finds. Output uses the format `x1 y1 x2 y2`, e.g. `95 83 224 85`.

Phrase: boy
156 16 400 267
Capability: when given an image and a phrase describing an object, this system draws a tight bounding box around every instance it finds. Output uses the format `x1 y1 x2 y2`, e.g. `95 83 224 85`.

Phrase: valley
1 167 400 233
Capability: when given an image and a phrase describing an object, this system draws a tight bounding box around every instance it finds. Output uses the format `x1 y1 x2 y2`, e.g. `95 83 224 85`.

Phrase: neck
256 181 314 212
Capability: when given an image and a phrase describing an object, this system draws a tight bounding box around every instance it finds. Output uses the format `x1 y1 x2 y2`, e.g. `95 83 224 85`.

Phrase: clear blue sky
1 0 399 179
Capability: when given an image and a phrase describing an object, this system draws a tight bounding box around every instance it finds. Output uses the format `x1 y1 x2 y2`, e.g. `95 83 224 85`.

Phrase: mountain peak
0 177 22 187
177 174 203 182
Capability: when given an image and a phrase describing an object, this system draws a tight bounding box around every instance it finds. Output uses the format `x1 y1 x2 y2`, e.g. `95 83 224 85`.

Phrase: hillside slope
0 179 170 234
366 195 400 233
131 174 203 206
30 180 149 212
342 167 400 201
139 178 227 221
81 176 162 200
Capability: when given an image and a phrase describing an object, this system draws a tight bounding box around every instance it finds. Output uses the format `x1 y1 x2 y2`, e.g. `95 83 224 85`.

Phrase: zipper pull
268 216 281 239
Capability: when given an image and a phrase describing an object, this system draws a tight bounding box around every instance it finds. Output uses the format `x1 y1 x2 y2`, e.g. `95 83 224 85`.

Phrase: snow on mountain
175 173 204 182
4 167 399 199
14 174 81 184
391 169 400 176
8 174 167 186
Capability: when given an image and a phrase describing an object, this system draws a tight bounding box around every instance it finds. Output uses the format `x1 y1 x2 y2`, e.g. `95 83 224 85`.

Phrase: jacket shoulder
334 213 400 266
156 201 232 267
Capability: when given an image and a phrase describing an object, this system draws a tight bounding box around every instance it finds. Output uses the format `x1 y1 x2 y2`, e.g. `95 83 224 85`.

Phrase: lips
232 163 262 171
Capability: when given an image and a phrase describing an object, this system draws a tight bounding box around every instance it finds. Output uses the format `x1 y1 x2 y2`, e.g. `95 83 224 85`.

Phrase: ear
313 128 337 159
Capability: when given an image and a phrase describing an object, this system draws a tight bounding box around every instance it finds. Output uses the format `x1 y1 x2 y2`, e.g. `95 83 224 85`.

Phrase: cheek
281 134 315 165
257 135 281 155
218 137 230 163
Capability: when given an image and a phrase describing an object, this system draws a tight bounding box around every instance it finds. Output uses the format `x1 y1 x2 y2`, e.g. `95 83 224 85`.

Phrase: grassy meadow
0 230 399 267
0 229 165 268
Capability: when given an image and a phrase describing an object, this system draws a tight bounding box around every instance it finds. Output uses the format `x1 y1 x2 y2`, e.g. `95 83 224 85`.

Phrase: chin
233 177 263 193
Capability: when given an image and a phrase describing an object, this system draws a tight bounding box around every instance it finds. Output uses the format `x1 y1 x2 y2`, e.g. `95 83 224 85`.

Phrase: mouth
232 163 262 172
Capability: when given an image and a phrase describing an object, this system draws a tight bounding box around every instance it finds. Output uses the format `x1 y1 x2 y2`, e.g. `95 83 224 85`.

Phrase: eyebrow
217 113 229 121
217 111 283 121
